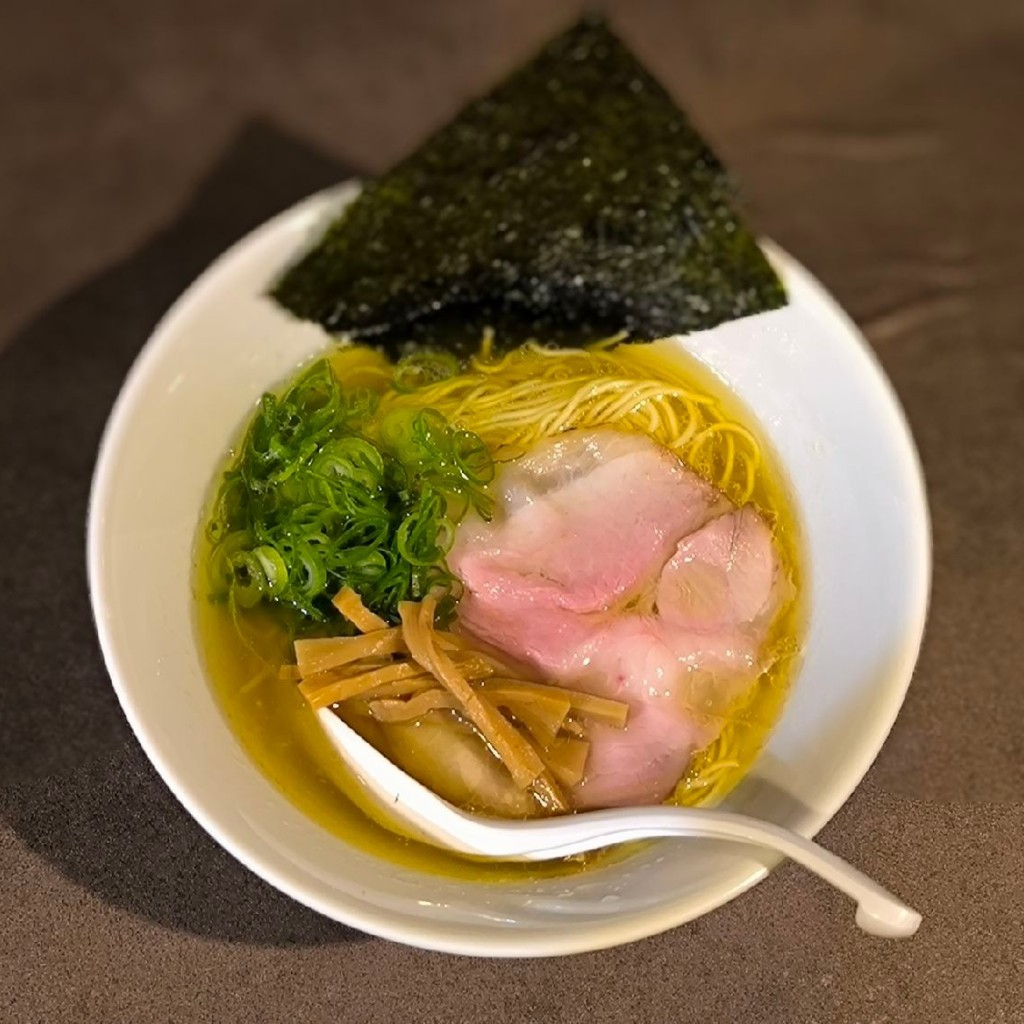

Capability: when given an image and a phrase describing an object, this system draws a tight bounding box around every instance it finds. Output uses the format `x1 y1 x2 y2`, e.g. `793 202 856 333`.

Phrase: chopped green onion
451 430 495 483
206 357 493 625
252 545 288 596
228 551 266 609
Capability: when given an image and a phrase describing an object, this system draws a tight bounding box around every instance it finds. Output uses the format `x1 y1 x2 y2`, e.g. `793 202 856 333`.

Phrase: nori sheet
272 16 786 356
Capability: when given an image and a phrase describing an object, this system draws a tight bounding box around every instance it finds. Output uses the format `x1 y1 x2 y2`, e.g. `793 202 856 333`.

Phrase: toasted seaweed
272 16 786 356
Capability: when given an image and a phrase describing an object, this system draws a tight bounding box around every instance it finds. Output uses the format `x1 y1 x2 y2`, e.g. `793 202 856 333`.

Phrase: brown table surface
2 2 1022 1021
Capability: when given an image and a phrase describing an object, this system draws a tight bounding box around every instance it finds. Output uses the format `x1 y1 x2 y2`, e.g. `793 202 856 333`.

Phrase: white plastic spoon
319 710 921 938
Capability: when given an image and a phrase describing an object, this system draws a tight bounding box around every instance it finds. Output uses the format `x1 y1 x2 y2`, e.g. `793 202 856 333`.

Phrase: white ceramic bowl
88 185 930 956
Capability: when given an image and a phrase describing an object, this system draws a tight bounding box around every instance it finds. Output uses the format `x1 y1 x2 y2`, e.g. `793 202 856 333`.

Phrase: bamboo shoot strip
294 630 406 677
300 660 433 708
399 598 569 812
332 586 389 633
479 679 629 728
543 738 591 788
369 690 461 723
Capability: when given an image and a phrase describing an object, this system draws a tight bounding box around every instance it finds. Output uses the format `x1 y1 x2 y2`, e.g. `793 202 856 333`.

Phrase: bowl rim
87 186 932 956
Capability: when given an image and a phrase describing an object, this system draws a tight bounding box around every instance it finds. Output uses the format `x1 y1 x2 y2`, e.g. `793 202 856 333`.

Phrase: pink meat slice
452 430 724 615
558 610 776 809
656 506 780 634
448 429 786 809
567 621 713 808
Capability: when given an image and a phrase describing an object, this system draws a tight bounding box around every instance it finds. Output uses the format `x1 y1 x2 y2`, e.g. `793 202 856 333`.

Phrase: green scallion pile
205 357 493 628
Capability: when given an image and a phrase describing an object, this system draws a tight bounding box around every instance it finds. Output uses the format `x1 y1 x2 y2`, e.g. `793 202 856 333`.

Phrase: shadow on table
0 120 367 946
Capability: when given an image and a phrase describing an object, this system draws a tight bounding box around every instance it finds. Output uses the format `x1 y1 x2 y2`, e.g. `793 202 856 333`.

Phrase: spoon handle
504 807 921 938
691 811 920 938
317 713 920 937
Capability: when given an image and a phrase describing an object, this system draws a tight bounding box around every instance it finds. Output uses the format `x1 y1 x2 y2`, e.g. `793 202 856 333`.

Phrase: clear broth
194 340 804 880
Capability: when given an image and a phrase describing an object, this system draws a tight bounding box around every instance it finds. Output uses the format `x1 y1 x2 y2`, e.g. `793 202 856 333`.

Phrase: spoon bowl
320 710 922 939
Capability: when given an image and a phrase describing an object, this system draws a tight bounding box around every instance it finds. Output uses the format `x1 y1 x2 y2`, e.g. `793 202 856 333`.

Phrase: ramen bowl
88 186 930 956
